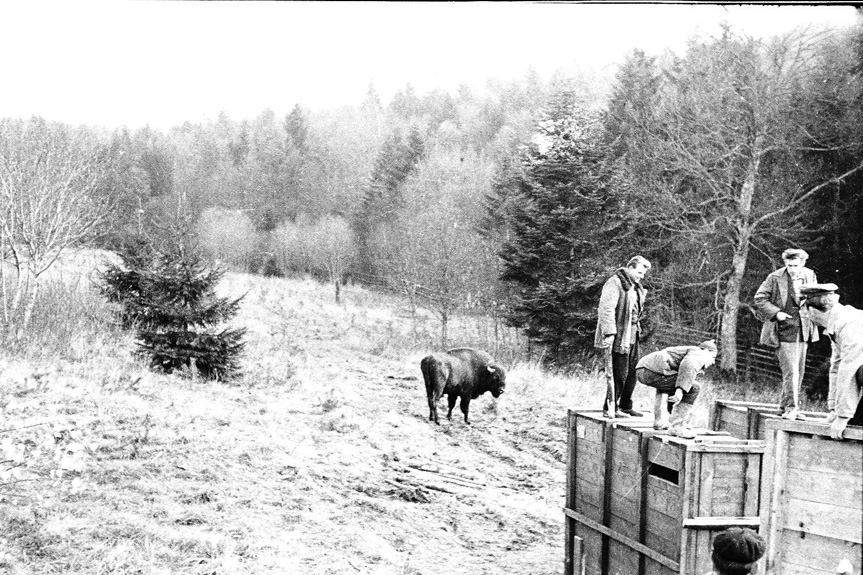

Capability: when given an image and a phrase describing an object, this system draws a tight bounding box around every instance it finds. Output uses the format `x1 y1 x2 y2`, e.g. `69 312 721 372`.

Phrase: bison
420 348 506 425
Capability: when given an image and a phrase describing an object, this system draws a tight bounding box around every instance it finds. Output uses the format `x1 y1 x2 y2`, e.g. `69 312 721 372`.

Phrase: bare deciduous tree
617 27 863 374
0 118 111 336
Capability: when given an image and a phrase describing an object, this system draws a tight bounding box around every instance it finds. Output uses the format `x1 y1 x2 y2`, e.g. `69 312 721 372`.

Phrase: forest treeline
1 23 862 376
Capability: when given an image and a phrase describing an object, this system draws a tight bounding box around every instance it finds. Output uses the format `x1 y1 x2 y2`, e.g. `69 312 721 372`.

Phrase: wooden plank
697 452 714 517
743 452 762 518
778 530 862 575
763 429 789 573
609 511 639 537
575 479 603 519
574 518 603 575
646 477 683 517
714 400 779 408
564 508 681 571
575 455 604 479
784 467 862 510
711 456 746 478
786 434 863 474
608 539 640 575
601 421 614 575
772 420 863 441
571 534 585 575
682 516 760 528
648 438 683 471
644 508 681 557
687 442 765 454
678 449 694 575
638 433 651 575
644 554 678 575
565 410 578 575
709 477 746 517
781 498 863 544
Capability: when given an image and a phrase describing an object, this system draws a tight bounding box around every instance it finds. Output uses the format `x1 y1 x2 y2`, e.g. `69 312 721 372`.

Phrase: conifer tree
497 86 630 363
98 219 246 380
354 126 424 275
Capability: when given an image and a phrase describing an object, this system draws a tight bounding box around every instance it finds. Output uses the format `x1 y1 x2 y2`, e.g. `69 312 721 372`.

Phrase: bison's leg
421 357 440 424
446 394 458 420
459 396 472 424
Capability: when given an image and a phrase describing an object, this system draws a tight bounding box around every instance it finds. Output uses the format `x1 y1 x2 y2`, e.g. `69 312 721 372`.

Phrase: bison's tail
421 356 448 392
420 356 433 390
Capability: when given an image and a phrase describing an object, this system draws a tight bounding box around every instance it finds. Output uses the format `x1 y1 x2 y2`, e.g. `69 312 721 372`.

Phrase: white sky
0 2 857 131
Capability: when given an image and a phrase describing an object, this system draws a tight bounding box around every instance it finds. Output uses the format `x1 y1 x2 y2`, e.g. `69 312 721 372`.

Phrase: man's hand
830 416 850 440
669 388 684 404
826 410 837 424
603 334 615 349
775 311 791 321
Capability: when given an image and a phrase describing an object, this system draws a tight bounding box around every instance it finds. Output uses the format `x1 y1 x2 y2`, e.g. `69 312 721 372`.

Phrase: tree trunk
718 141 762 377
17 274 39 340
719 235 750 377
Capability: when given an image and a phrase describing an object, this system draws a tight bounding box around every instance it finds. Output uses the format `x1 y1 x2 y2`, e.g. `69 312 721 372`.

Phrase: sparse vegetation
0 252 827 574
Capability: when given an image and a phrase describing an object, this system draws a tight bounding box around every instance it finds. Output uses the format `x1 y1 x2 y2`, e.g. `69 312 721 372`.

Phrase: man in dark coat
753 248 819 421
594 255 651 417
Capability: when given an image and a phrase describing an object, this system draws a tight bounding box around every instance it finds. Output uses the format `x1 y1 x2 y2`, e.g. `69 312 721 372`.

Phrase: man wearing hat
706 527 765 575
754 248 820 420
635 340 718 439
800 282 863 440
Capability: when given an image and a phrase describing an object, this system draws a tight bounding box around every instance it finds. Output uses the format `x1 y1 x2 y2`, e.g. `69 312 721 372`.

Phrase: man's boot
653 393 669 430
668 401 697 439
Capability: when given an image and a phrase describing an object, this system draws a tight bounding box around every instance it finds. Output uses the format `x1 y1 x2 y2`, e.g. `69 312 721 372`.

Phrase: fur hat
712 528 765 574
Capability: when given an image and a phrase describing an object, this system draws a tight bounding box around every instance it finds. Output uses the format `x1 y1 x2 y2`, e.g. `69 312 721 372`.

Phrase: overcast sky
0 2 857 131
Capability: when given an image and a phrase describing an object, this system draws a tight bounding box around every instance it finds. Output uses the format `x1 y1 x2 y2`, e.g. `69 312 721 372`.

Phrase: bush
97 227 246 381
196 207 258 271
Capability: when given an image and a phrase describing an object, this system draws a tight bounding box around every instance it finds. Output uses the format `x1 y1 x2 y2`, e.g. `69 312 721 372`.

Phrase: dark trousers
851 365 863 427
605 339 639 411
635 368 701 407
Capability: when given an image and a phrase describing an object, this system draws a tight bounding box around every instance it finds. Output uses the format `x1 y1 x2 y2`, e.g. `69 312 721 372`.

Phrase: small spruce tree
98 221 246 380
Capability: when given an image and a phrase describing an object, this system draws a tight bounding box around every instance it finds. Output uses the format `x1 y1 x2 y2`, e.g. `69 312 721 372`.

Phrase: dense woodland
2 22 862 376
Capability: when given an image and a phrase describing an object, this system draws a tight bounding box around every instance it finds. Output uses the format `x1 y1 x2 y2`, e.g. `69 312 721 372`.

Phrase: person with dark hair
754 248 819 420
635 340 717 438
594 255 652 418
800 283 863 440
706 527 765 575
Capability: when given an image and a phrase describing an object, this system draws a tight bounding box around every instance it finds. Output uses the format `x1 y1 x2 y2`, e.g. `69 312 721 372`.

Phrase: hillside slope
2 269 621 575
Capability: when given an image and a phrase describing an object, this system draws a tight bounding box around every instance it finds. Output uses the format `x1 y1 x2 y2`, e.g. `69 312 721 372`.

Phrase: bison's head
486 364 506 398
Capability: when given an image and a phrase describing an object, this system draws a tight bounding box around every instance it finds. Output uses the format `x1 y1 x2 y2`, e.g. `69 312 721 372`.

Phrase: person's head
782 248 809 278
625 255 651 283
800 283 841 326
698 339 718 367
711 527 766 575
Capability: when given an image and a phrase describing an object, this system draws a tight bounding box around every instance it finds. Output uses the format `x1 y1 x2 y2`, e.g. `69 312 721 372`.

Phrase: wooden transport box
564 410 765 575
708 399 829 440
758 418 863 575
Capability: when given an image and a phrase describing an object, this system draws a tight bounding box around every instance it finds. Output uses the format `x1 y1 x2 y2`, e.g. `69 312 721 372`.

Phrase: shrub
97 225 246 381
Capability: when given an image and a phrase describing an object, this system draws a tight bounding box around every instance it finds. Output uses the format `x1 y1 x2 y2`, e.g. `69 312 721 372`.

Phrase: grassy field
0 251 824 575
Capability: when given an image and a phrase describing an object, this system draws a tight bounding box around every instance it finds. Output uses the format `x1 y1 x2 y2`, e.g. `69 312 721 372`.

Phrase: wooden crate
708 399 829 440
564 410 765 575
759 419 863 575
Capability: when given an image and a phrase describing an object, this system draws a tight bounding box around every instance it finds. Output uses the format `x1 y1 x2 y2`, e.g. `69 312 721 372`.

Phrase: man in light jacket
753 248 819 420
800 283 863 440
594 255 651 417
635 340 718 438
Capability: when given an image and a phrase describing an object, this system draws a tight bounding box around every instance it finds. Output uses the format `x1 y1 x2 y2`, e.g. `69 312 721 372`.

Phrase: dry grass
0 249 817 575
